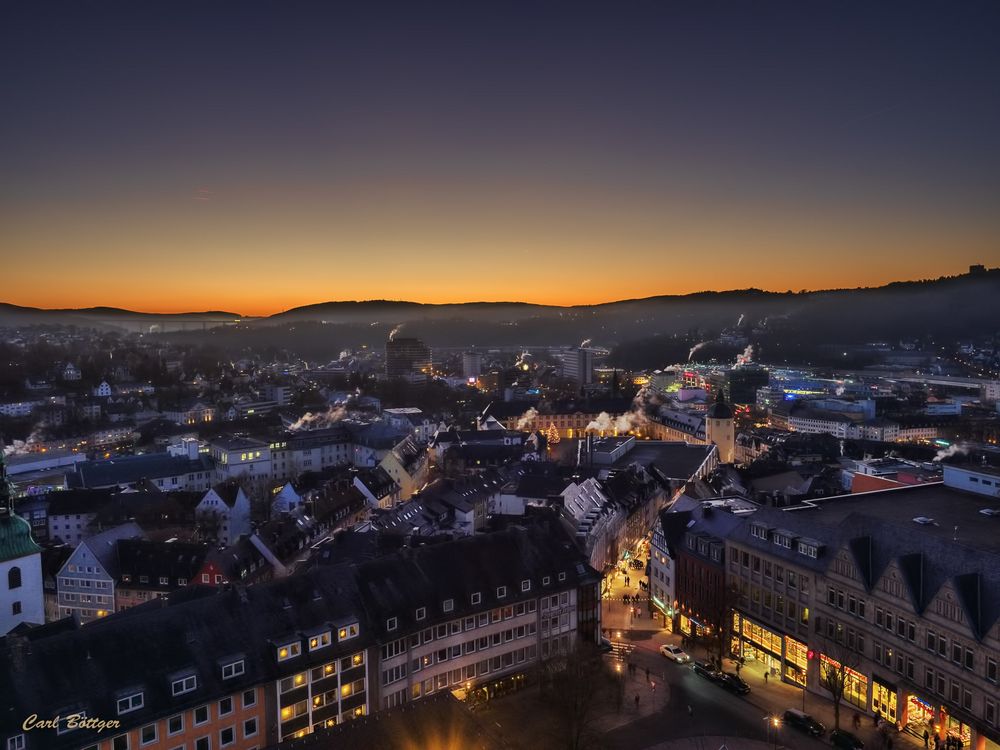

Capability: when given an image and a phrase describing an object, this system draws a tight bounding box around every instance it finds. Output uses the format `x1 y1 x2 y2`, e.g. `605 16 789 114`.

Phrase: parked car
831 729 864 750
659 644 691 663
692 661 722 681
783 709 825 737
718 672 751 694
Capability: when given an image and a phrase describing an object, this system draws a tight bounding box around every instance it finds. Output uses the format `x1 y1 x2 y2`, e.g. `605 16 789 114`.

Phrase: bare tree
817 638 862 731
538 642 618 750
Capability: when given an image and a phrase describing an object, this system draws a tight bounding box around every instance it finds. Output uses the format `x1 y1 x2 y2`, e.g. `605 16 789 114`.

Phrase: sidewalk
602 565 923 750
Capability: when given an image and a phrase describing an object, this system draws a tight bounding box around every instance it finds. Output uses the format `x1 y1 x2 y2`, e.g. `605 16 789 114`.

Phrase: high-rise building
385 337 432 384
462 350 483 380
562 348 594 385
708 366 770 405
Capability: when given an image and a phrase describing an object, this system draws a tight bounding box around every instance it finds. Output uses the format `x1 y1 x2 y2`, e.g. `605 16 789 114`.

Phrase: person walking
923 729 930 748
687 704 694 718
634 694 640 710
763 671 769 684
645 667 650 682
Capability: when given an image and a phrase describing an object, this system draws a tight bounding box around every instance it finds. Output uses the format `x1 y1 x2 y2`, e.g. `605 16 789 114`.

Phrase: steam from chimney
735 344 754 366
584 387 654 434
688 341 709 362
516 407 539 430
289 406 347 431
388 323 404 342
835 384 846 396
2 427 45 457
736 313 745 328
580 339 592 349
932 443 970 462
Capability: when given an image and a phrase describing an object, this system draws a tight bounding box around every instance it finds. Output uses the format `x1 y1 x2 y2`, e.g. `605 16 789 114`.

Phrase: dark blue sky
3 1 999 313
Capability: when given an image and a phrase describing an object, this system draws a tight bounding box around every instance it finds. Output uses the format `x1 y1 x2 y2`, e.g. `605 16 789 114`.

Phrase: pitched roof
76 454 213 488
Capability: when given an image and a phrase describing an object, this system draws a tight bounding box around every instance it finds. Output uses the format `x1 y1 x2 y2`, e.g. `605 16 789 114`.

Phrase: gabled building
55 521 144 622
196 483 252 546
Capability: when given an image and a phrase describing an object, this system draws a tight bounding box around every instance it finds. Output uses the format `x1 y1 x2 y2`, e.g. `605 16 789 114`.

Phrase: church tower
0 447 44 634
705 391 735 464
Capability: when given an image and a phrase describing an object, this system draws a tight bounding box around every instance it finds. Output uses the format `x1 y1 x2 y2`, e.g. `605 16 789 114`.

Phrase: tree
546 422 561 446
817 640 862 731
538 642 619 750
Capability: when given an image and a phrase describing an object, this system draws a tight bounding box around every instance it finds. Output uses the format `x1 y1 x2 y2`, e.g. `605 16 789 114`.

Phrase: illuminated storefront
871 676 898 724
651 595 675 633
905 694 935 734
943 712 971 747
820 654 868 709
732 612 782 674
784 636 808 687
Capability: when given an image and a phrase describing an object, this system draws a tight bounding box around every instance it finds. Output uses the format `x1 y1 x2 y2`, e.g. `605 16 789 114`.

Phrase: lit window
277 642 301 661
309 632 331 651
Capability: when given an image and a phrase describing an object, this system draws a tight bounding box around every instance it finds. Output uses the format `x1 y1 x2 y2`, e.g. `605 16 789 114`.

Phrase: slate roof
116 539 210 590
78 522 145 578
356 521 599 639
76 454 214 488
44 488 115 516
0 566 366 747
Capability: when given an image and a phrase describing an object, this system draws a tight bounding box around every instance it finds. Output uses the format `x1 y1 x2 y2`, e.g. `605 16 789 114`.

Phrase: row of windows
278 653 365 694
278 625 358 661
382 601 539 659
410 645 537 700
400 578 569 627
412 623 538 674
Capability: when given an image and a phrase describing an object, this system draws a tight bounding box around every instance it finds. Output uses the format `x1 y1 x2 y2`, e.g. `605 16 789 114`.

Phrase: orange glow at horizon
3 179 995 316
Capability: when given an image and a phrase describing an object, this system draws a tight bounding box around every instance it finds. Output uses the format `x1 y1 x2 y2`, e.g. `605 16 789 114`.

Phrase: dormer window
309 632 331 651
471 592 481 605
276 642 301 661
159 577 169 586
496 586 507 599
750 524 769 541
558 572 567 582
171 675 197 696
337 623 359 641
387 617 398 632
117 692 144 715
542 576 551 586
521 580 531 592
416 606 427 620
221 660 245 679
797 541 819 558
443 599 454 612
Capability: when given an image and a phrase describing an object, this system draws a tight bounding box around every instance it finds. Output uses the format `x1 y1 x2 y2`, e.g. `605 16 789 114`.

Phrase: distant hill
0 303 242 332
3 269 998 362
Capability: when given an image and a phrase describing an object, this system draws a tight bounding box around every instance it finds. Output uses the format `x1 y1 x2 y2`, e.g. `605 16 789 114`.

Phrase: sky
2 1 999 316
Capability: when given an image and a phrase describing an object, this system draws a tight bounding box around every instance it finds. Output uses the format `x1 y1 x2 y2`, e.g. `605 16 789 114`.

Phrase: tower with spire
704 391 735 464
0 447 45 633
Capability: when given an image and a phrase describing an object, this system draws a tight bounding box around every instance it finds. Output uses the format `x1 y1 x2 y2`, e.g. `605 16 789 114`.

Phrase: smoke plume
933 443 970 462
584 387 654 434
580 339 592 349
736 313 745 328
516 407 539 430
289 406 347 431
735 345 754 366
388 323 404 342
688 341 709 362
2 427 46 457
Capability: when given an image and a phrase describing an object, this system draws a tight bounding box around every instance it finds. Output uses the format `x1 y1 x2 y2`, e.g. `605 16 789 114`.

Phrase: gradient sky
2 1 999 316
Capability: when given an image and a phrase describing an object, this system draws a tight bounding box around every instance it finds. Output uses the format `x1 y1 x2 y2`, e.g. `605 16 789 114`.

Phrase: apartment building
718 468 1000 750
2 523 602 750
356 523 602 710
